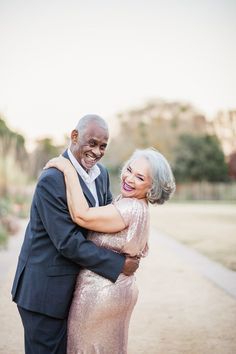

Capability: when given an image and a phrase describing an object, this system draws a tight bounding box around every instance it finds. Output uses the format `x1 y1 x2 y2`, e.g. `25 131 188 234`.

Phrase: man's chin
81 160 96 171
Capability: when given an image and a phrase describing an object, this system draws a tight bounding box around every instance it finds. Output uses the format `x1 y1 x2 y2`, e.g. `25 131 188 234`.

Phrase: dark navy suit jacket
11 151 125 319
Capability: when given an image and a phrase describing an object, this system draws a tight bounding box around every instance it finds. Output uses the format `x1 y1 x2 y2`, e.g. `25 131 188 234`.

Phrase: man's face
71 122 109 171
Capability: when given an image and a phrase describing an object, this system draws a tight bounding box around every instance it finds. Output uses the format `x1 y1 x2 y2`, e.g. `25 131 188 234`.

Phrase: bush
0 222 8 248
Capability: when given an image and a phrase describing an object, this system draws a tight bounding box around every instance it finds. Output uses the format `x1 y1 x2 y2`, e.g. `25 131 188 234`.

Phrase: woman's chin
120 189 133 198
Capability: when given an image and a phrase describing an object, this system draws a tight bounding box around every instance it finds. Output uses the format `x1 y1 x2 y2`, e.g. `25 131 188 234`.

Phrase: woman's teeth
123 183 133 191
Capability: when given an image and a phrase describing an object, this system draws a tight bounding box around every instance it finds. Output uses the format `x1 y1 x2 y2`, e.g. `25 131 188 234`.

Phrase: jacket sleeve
35 170 125 282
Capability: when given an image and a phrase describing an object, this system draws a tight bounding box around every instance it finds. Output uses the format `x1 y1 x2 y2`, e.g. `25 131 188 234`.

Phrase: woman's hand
44 155 73 173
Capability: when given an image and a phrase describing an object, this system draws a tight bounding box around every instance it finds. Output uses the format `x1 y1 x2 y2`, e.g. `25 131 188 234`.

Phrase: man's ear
71 129 79 144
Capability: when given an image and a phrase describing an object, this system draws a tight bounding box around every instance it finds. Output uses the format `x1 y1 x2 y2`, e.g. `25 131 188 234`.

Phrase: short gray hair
121 148 176 205
75 114 108 136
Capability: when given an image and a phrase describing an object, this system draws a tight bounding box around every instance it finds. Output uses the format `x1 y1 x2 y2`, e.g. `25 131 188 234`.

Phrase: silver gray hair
121 148 176 205
75 114 108 136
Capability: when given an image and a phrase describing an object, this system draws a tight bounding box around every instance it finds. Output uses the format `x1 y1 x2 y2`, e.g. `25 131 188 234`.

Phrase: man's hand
122 256 140 276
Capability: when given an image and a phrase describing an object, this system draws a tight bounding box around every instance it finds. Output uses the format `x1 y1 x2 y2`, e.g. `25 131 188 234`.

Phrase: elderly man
12 114 139 354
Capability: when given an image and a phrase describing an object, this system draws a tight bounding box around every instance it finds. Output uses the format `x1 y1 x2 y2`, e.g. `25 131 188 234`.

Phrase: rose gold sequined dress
67 197 149 354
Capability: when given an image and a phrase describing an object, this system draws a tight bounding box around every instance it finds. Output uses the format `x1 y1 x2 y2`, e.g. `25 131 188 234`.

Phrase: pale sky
0 0 236 148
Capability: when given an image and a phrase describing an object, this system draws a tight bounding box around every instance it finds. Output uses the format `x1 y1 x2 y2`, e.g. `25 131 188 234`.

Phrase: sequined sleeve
114 197 149 257
114 197 140 227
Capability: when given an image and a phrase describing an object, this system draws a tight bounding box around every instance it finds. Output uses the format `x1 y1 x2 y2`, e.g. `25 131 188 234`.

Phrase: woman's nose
126 173 134 183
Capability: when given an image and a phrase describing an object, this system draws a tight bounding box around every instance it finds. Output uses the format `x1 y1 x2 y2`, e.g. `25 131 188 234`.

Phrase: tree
228 151 236 180
0 116 29 196
105 99 208 169
173 134 228 182
30 138 62 178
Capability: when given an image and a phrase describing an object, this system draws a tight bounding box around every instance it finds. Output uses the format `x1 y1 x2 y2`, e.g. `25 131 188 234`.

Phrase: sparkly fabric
67 197 150 354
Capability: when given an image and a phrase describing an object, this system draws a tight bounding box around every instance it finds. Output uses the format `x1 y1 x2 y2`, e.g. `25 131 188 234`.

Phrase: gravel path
0 223 236 354
128 228 236 354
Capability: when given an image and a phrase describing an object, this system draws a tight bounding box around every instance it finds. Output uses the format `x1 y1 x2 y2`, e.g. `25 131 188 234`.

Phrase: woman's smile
122 182 134 192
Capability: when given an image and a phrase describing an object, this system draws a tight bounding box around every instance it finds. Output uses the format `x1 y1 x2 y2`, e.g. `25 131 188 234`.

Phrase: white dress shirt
67 148 100 206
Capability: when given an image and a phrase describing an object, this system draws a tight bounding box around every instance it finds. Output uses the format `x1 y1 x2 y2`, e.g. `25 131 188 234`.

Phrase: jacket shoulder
38 167 64 183
36 168 65 196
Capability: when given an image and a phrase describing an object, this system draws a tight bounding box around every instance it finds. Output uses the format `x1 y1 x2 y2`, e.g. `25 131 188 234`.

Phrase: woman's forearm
44 156 126 232
63 168 89 223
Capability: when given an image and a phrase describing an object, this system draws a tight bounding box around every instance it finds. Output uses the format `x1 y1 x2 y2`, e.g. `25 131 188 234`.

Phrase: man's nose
92 146 102 156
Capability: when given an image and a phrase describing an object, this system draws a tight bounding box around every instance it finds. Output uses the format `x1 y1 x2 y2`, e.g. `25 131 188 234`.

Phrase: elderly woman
45 148 175 354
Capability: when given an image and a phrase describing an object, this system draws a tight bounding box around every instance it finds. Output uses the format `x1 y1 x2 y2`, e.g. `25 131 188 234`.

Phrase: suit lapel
78 174 96 207
95 176 104 206
62 150 96 207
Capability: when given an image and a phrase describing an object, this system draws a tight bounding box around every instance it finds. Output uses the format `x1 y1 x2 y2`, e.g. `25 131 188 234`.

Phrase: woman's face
121 157 152 199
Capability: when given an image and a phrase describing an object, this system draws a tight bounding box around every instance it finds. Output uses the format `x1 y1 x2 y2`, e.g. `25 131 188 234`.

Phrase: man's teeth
86 155 96 161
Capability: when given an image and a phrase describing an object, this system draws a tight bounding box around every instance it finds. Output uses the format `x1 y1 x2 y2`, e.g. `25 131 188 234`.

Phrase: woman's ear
71 129 79 144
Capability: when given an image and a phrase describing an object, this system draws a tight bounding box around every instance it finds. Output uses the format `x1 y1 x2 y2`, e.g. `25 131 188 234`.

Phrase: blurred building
211 110 236 156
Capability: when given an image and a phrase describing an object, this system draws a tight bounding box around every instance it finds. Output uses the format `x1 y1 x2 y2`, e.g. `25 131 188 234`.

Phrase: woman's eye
138 176 144 181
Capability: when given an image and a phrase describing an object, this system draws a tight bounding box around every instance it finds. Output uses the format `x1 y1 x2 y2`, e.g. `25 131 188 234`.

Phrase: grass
150 202 236 271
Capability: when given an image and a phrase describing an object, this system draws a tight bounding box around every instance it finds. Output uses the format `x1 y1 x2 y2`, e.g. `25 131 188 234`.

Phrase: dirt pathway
128 228 236 354
0 224 236 354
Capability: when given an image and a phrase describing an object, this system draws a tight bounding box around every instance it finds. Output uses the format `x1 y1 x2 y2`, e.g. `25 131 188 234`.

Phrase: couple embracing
12 114 175 353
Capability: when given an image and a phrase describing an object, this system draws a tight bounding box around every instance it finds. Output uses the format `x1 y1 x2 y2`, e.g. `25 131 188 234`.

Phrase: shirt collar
67 148 100 183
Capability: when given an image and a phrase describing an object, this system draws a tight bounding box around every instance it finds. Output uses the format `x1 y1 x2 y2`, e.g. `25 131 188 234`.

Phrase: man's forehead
81 133 108 145
83 123 108 137
88 135 108 141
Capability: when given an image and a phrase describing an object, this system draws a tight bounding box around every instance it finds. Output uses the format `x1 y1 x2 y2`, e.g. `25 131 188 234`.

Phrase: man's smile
85 153 97 162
